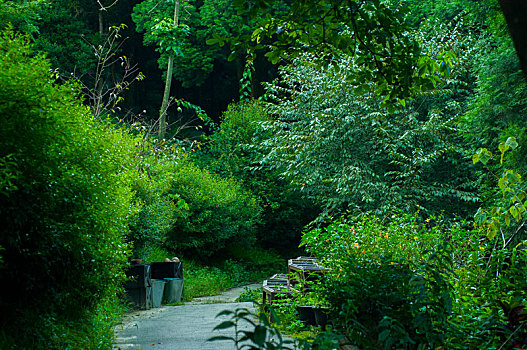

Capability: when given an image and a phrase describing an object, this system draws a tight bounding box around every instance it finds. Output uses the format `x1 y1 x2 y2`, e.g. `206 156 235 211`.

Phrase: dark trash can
151 261 183 279
296 305 317 326
125 286 152 310
314 307 331 327
124 264 152 309
125 264 151 289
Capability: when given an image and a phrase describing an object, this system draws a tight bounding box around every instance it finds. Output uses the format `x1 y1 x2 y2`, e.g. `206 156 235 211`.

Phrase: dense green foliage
195 101 319 249
225 0 452 105
0 29 267 348
132 0 239 89
259 51 475 218
0 32 138 348
1 0 527 348
302 214 458 348
298 206 527 349
128 160 187 259
165 157 262 255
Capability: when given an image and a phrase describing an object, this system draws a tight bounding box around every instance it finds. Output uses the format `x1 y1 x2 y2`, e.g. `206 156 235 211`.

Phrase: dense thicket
165 157 262 255
258 52 476 218
194 101 319 249
0 32 138 348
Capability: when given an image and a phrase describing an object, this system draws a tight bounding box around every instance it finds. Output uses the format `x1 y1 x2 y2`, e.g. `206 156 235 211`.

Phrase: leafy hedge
128 159 188 260
0 31 139 348
301 210 527 349
166 158 262 256
195 101 319 250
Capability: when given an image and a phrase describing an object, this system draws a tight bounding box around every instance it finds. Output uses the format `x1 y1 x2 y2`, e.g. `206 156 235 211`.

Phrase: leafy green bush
196 100 319 250
129 159 188 259
260 45 476 219
299 206 527 349
166 157 262 256
0 31 139 348
183 261 233 301
237 285 262 302
183 259 257 301
227 244 284 271
301 213 457 349
445 141 527 349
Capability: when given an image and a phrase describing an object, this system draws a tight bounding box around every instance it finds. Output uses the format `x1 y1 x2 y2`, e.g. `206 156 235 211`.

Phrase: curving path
113 284 262 350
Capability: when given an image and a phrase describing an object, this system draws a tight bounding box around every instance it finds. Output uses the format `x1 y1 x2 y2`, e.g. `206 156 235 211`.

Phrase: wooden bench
287 257 328 290
262 273 297 304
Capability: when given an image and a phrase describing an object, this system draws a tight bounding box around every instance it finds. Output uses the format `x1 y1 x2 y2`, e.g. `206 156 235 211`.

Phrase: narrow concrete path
113 302 256 350
113 284 264 350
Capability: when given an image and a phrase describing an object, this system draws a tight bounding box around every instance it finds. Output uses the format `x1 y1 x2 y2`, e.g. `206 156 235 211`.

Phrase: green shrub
182 257 281 302
183 261 233 301
195 100 319 250
129 160 188 259
0 31 138 348
165 158 262 256
300 211 527 349
301 213 457 349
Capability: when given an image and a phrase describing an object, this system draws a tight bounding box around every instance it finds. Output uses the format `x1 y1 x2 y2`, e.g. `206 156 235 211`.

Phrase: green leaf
505 212 511 226
510 206 520 221
499 142 507 164
206 38 219 45
208 335 234 342
213 321 235 330
498 176 507 190
505 137 519 150
253 325 267 345
228 51 237 62
478 148 492 165
379 329 390 342
487 224 497 241
474 208 487 224
215 310 234 317
506 171 520 184
269 307 281 326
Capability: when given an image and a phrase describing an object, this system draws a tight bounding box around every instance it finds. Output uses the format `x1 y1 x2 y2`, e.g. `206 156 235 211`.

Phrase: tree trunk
99 11 104 36
158 0 180 140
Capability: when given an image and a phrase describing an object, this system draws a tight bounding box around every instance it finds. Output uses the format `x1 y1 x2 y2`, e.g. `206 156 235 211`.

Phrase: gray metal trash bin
164 278 184 303
151 279 166 308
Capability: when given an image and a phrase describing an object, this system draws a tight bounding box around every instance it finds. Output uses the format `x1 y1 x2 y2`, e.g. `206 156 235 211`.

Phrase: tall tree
158 0 180 140
133 0 193 139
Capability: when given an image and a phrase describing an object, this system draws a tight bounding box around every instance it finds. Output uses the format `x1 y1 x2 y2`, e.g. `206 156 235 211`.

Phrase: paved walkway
113 284 264 350
113 302 257 350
